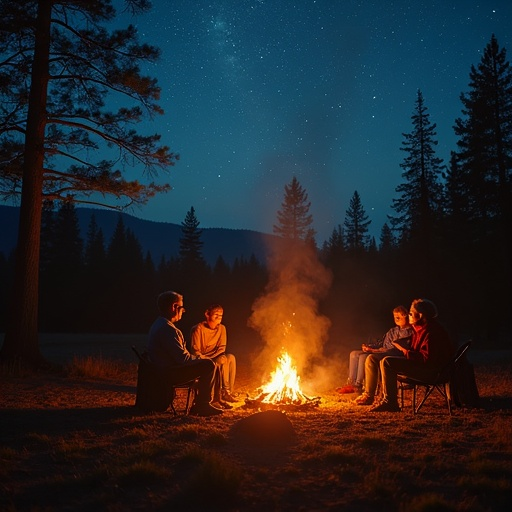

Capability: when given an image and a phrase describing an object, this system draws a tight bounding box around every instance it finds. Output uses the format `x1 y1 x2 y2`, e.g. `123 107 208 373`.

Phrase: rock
232 410 296 445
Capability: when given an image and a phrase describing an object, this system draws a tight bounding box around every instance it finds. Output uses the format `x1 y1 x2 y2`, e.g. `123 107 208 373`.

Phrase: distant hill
0 205 276 265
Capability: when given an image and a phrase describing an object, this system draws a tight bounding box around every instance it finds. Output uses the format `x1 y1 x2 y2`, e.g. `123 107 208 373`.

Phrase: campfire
244 351 321 411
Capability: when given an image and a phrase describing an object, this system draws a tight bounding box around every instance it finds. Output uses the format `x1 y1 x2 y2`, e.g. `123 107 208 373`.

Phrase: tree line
0 1 510 367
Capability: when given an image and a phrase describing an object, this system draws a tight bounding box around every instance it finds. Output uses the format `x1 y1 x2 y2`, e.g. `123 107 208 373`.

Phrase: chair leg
170 388 178 416
185 386 193 415
441 383 452 415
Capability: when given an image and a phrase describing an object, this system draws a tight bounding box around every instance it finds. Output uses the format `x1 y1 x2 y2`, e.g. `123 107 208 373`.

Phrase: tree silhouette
379 223 396 252
178 206 208 293
452 34 512 233
273 176 315 242
0 1 177 365
343 190 371 252
450 35 512 340
390 90 445 247
179 207 205 267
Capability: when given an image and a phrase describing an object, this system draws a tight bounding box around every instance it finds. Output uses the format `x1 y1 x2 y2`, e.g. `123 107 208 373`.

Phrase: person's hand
392 341 407 355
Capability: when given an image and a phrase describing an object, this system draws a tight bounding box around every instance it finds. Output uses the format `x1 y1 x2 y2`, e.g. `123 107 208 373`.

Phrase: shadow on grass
0 404 167 444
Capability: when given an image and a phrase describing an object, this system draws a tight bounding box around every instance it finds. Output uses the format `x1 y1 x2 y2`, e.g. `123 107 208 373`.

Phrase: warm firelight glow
259 352 309 404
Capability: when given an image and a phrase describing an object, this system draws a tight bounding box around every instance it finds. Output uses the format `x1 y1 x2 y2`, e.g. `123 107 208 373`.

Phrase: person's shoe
212 399 233 410
369 400 400 413
221 389 238 402
354 392 374 405
336 385 356 394
189 402 223 416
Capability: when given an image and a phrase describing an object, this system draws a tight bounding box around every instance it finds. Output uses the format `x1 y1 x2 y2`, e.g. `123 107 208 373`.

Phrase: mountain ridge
0 205 276 265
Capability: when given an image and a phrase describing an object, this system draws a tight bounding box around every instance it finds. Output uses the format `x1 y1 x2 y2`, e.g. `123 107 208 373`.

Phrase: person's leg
223 353 236 394
356 353 368 388
220 354 237 402
364 355 380 397
348 350 363 385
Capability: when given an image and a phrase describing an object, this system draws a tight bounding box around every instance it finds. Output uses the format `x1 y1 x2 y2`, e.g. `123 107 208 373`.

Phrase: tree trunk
0 0 51 368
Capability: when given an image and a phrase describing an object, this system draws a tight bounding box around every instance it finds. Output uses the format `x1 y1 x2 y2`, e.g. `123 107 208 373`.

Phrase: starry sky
117 0 510 243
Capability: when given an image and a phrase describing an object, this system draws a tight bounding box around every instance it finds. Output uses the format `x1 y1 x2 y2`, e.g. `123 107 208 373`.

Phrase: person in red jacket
369 298 456 412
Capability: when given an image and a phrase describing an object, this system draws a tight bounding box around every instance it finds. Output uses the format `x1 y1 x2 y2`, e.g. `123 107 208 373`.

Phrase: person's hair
410 298 438 319
206 304 223 314
393 305 408 316
157 291 183 314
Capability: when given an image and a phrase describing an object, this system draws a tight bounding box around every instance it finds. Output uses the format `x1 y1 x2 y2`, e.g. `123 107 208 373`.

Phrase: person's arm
190 324 203 357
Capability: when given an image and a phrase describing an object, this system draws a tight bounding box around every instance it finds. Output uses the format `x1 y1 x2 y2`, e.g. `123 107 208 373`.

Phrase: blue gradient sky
107 1 510 242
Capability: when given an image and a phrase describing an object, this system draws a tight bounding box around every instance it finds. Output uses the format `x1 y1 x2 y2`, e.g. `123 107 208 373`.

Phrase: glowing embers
244 352 321 411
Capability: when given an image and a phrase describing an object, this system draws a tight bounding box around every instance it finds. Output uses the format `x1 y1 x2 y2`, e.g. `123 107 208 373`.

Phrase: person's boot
213 394 233 409
221 389 237 402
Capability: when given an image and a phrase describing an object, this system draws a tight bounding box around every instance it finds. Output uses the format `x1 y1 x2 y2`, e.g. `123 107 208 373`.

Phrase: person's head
392 305 409 328
408 298 438 326
157 291 185 322
204 304 223 329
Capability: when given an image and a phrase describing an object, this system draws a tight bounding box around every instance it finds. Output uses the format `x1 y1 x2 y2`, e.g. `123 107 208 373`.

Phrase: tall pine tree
450 35 512 342
343 190 371 253
273 176 315 242
0 0 177 366
390 90 445 246
452 34 512 232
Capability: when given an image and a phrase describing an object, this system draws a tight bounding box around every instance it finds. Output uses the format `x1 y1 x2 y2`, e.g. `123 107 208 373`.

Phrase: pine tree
178 207 208 294
179 207 205 268
379 223 396 252
452 34 512 233
390 90 445 246
450 35 512 341
343 191 371 252
0 0 178 365
273 176 315 242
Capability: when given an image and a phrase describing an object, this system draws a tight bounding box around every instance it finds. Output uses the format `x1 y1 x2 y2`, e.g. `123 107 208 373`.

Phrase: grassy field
1 336 511 511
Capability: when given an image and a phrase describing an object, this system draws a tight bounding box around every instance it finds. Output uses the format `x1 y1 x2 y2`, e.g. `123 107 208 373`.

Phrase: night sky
110 1 510 242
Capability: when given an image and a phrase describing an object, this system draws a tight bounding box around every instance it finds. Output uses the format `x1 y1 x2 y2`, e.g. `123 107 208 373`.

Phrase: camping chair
170 380 198 416
398 341 472 415
131 346 198 415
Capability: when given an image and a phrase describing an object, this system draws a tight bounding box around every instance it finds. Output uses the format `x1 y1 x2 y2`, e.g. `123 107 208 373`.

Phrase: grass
1 349 512 511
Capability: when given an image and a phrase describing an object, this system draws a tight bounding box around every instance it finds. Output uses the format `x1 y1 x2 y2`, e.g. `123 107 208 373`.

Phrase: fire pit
243 352 321 412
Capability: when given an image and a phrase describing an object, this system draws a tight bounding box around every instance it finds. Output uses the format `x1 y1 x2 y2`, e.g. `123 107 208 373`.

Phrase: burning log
243 352 321 412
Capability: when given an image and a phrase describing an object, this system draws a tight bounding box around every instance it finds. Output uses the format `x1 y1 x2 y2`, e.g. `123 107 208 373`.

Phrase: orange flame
259 352 309 404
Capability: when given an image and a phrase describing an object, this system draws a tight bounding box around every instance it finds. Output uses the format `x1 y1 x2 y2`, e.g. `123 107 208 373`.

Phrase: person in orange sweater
190 304 237 409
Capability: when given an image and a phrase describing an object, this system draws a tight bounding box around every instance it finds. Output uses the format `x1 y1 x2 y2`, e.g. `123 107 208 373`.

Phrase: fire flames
245 351 320 410
259 352 308 404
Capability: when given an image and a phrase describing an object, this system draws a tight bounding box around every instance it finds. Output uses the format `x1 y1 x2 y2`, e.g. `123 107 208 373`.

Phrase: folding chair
170 380 198 416
132 345 197 415
398 341 472 415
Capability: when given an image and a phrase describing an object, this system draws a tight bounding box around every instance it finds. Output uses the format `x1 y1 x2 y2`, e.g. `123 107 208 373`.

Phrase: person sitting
369 298 456 412
190 304 237 409
339 305 413 394
147 290 223 417
354 306 413 405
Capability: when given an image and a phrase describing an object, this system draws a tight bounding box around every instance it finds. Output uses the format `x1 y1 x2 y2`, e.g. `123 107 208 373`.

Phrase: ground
1 350 512 511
